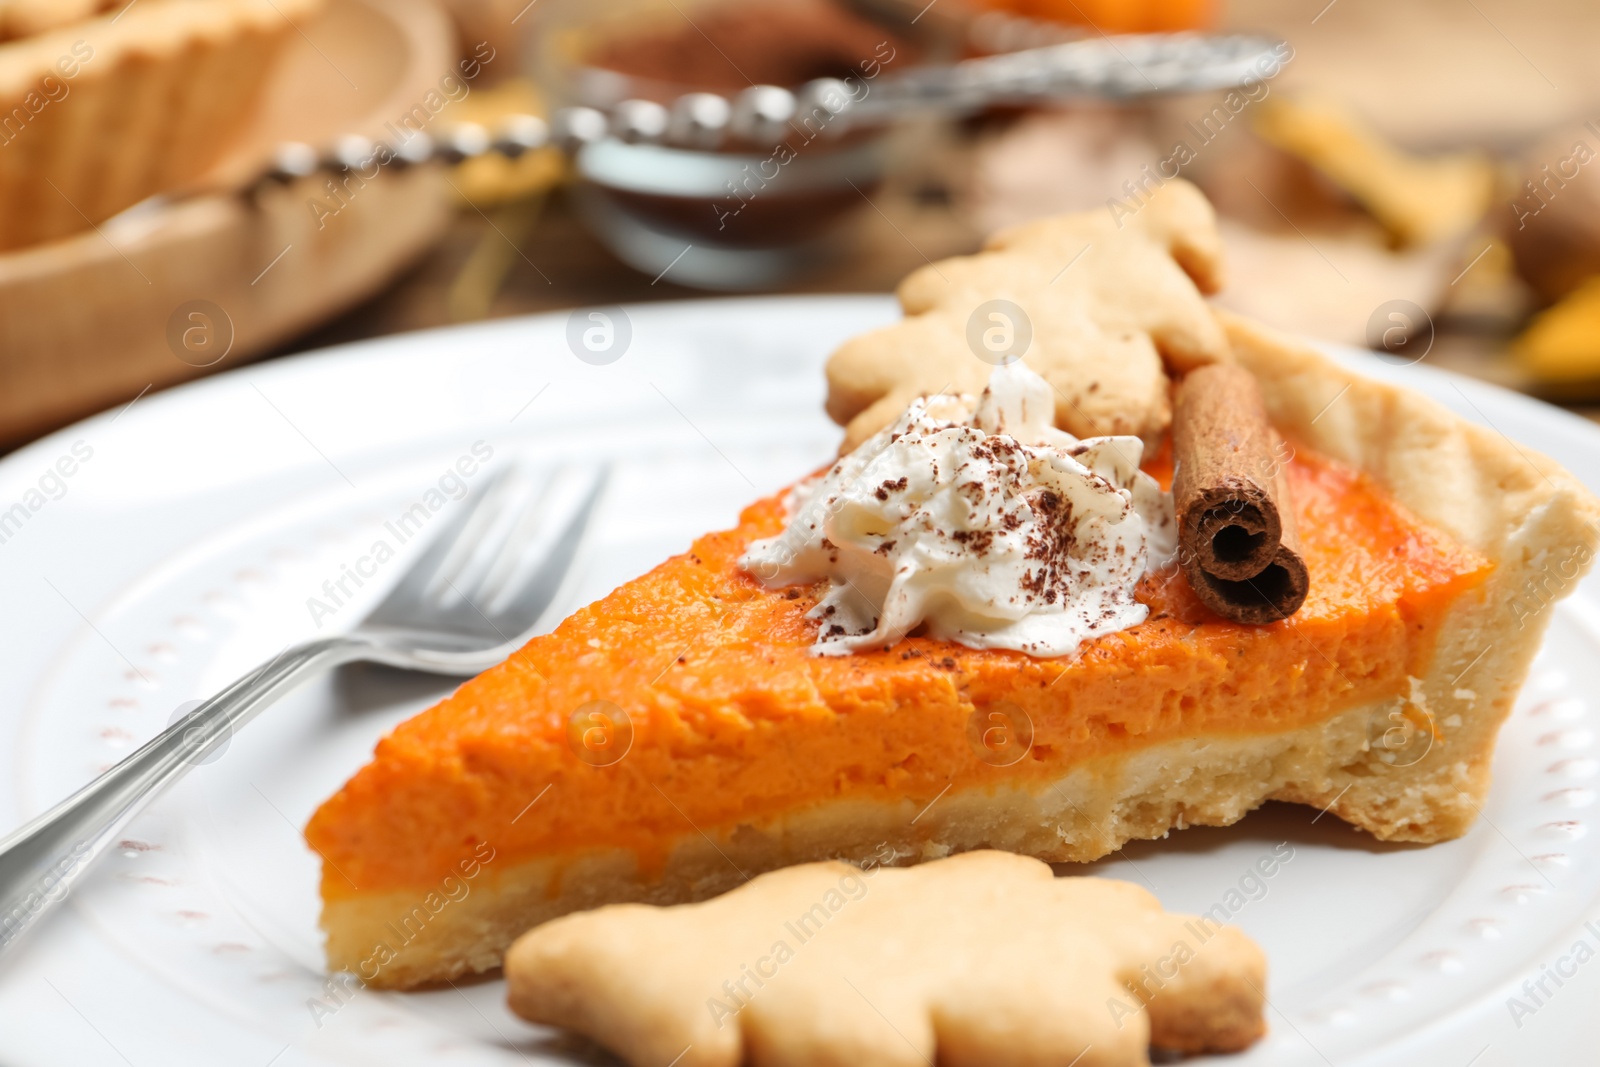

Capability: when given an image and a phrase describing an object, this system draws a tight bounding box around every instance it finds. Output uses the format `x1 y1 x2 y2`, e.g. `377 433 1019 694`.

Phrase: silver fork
0 462 609 959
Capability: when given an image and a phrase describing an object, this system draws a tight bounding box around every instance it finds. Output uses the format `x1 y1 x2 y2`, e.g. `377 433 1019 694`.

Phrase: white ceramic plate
3 295 1600 1067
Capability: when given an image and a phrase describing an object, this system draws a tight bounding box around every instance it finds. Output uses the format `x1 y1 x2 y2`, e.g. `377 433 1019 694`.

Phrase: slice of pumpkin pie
305 183 1600 989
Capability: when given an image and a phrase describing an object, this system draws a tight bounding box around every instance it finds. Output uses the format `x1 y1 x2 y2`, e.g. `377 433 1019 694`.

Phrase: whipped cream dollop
740 362 1176 657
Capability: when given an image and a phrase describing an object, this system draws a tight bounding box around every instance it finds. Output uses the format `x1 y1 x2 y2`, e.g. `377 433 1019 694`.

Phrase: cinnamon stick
1171 363 1309 624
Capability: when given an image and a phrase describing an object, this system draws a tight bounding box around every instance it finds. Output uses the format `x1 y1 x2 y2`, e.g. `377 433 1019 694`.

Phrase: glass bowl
527 0 949 288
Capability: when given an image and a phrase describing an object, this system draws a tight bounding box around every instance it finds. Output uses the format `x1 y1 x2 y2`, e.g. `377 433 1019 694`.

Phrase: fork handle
0 636 362 959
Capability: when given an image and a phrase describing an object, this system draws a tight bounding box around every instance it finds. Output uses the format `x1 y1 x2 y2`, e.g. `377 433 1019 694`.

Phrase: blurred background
2 0 1599 450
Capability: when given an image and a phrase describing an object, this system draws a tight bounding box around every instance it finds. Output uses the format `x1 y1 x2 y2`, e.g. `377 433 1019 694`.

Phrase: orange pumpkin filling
306 444 1491 898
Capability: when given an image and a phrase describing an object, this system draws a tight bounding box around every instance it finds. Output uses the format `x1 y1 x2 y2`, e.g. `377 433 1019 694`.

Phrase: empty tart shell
0 0 324 252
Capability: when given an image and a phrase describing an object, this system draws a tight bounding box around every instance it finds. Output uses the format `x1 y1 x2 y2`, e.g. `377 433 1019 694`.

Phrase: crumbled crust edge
1225 309 1600 839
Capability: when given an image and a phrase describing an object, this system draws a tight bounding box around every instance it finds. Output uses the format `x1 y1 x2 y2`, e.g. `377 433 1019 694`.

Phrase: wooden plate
0 0 459 448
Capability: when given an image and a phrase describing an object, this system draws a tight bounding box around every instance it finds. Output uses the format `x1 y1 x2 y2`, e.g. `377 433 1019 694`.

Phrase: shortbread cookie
825 178 1231 451
507 850 1267 1067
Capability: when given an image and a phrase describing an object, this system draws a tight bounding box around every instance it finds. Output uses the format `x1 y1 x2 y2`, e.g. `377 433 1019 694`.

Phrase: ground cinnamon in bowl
584 0 922 94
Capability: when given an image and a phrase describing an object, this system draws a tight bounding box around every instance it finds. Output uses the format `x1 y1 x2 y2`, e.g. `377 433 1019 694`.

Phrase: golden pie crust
1224 309 1600 837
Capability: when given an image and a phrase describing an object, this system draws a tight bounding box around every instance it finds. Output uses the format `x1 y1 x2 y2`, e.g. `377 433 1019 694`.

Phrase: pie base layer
329 692 1482 989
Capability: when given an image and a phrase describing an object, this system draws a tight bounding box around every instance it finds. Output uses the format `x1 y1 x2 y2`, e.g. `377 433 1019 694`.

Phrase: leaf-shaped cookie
826 179 1231 452
506 850 1266 1067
